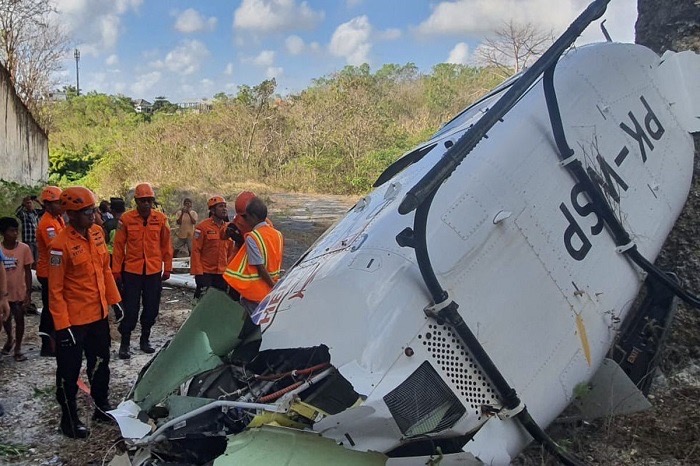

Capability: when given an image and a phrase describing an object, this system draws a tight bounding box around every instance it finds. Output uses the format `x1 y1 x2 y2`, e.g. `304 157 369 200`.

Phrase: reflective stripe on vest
224 225 283 301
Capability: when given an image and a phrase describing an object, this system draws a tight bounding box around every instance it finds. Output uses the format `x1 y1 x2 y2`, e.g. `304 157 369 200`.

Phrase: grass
0 442 30 459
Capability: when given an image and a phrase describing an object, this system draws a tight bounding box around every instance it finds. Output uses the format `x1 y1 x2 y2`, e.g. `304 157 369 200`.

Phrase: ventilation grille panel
383 361 466 437
419 324 501 420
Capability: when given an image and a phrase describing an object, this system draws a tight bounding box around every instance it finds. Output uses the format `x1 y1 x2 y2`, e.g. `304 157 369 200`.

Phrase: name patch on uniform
194 229 201 239
50 250 63 266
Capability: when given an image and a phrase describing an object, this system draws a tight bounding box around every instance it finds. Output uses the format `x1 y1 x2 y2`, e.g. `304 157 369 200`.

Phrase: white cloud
152 40 210 75
285 35 305 55
233 0 324 33
224 63 234 75
105 54 119 66
54 0 143 55
131 71 161 97
329 16 372 66
253 50 275 67
447 42 470 64
415 0 636 43
174 8 218 33
266 66 284 79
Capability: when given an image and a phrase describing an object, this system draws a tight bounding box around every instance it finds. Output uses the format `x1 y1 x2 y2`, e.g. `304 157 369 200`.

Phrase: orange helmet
134 182 156 199
60 187 96 211
40 186 62 202
234 191 256 214
208 195 226 208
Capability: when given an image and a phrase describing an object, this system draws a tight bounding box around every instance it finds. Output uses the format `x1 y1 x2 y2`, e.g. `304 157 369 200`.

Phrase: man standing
36 186 64 356
112 183 172 359
14 195 42 264
49 187 122 438
224 197 284 315
191 196 235 299
102 197 126 255
173 198 197 257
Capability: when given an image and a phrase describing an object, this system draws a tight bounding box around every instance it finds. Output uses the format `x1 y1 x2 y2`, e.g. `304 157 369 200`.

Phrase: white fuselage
250 43 698 464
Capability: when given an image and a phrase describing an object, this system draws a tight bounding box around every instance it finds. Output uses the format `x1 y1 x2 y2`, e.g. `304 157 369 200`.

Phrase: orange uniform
36 213 65 279
49 224 121 331
112 209 173 275
191 218 234 275
224 224 284 302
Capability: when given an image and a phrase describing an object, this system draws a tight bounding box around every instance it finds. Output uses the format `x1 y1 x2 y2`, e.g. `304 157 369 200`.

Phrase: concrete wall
0 63 48 186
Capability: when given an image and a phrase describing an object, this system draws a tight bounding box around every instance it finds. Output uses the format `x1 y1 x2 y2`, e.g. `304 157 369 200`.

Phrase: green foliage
0 180 41 218
46 65 508 197
0 442 30 459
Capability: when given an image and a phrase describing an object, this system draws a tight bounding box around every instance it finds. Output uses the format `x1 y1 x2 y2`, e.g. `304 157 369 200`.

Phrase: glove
112 271 122 283
226 222 244 247
56 328 76 349
162 271 171 281
112 303 124 323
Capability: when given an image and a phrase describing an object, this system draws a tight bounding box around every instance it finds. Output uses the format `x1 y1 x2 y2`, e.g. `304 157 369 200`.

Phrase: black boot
140 328 155 354
92 403 115 423
118 333 131 359
60 401 89 439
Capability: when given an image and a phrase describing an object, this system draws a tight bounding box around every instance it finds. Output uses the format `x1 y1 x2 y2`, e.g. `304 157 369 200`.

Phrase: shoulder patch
194 229 201 239
50 250 63 266
47 227 56 238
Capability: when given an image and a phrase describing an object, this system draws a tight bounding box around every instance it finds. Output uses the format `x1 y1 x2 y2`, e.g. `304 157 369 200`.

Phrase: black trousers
56 318 111 411
37 277 55 337
194 273 239 300
119 271 162 335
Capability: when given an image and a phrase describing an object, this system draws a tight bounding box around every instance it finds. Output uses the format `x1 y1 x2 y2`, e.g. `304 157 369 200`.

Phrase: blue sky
53 0 637 103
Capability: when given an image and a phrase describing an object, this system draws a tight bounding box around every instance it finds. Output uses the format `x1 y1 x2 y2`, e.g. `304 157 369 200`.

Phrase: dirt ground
0 192 698 465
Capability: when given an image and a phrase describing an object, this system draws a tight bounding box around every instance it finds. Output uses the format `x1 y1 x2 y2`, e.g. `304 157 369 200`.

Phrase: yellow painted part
575 313 592 366
247 412 307 429
289 401 328 422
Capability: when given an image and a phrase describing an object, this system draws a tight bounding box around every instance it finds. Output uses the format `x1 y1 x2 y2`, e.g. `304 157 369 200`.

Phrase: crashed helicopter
109 0 700 464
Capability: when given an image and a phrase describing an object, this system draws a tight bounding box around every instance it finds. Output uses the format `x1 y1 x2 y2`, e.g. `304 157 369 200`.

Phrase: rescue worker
225 191 273 252
112 183 172 359
191 196 235 299
224 197 283 316
49 187 122 438
36 186 64 357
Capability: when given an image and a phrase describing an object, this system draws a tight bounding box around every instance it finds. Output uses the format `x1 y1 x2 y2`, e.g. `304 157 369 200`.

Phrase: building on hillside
177 100 212 114
133 99 153 113
0 63 48 185
47 90 67 102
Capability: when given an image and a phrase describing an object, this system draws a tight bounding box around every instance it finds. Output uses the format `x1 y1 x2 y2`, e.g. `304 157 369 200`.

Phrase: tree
0 0 70 116
475 20 554 77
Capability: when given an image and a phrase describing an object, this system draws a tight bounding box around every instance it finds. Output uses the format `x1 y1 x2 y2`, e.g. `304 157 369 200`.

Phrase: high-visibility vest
224 224 283 302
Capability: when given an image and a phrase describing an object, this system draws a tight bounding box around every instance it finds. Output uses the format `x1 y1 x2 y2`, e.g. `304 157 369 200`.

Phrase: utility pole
74 48 80 96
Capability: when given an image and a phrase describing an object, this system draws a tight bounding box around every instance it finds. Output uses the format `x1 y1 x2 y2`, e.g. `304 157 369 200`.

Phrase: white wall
0 64 48 186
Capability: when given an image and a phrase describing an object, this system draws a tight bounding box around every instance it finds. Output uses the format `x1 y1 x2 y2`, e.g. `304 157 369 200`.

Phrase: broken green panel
213 426 388 466
133 289 249 411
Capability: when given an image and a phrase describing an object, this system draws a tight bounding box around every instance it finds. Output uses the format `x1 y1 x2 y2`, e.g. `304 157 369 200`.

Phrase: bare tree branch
0 0 70 121
476 20 555 76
